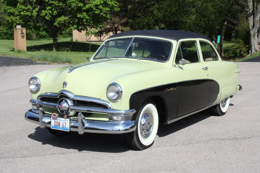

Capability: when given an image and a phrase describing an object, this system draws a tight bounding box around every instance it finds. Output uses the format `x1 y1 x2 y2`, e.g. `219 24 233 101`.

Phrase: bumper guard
25 109 136 134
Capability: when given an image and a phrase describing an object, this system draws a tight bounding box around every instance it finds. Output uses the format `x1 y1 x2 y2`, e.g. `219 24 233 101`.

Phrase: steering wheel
148 53 167 60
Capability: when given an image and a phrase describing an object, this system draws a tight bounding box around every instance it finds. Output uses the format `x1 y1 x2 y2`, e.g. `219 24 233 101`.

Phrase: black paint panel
129 79 219 123
130 83 178 121
208 80 219 105
177 80 209 117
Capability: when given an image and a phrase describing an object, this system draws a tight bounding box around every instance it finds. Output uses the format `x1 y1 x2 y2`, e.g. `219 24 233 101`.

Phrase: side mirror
179 58 186 66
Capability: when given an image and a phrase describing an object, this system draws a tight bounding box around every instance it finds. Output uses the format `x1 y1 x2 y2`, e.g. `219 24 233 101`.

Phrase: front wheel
211 97 231 116
126 101 159 150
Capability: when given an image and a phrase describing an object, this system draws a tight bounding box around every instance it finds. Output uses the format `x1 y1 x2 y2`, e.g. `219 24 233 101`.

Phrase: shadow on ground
0 56 46 66
243 56 260 62
28 110 215 153
27 42 100 52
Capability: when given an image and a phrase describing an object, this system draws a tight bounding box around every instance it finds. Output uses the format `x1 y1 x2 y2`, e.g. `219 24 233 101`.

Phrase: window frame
199 41 219 62
93 37 173 63
174 40 201 65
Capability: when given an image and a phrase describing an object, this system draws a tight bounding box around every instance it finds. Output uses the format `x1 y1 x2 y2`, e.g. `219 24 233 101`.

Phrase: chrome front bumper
25 109 136 134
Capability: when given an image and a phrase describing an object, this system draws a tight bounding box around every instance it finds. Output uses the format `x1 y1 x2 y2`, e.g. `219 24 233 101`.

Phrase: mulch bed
0 56 46 67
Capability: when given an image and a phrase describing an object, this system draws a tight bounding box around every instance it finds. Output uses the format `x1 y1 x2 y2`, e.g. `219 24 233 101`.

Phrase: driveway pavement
0 62 259 173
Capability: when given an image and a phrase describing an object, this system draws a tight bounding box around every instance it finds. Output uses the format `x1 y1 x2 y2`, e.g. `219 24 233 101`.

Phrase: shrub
0 28 14 39
226 39 248 59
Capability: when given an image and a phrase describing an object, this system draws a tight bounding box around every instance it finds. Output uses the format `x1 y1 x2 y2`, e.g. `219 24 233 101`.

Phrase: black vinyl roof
109 30 211 41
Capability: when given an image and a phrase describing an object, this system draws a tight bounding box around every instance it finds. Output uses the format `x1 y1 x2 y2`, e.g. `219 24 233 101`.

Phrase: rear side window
200 41 218 61
175 41 199 64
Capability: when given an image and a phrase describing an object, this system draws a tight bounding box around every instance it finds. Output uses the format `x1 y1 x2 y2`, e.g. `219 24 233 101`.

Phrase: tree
247 0 260 54
0 0 5 27
2 0 119 51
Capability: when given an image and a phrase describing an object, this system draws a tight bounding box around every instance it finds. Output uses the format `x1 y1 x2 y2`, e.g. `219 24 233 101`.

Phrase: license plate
51 117 70 132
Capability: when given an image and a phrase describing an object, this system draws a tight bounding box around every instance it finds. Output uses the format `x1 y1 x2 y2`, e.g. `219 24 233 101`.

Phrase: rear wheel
126 100 159 150
47 128 70 137
211 97 231 116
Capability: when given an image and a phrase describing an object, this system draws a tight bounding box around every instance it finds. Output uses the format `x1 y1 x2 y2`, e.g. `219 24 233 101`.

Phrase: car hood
43 58 165 99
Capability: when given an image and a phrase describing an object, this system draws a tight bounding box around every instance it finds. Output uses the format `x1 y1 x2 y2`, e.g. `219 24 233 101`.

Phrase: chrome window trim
37 90 112 109
93 37 173 63
123 37 135 57
199 40 219 62
173 39 201 65
124 37 173 63
93 38 133 60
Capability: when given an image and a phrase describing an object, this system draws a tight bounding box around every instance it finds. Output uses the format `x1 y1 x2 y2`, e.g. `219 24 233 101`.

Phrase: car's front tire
47 128 70 137
126 100 159 150
211 97 231 116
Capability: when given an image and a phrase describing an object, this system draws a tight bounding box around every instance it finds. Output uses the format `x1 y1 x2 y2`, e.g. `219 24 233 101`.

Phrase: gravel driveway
0 62 259 173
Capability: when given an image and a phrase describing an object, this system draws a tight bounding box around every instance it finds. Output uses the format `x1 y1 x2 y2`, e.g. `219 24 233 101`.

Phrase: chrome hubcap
140 110 153 139
221 98 228 108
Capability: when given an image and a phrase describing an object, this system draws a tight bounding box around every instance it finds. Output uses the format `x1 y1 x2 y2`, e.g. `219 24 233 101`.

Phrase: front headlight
28 77 41 94
106 83 122 102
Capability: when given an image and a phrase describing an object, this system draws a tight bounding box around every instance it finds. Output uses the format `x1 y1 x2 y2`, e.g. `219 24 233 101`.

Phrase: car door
175 40 209 117
198 40 222 106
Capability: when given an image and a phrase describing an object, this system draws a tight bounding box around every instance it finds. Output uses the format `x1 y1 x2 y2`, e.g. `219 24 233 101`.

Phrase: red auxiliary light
52 112 58 118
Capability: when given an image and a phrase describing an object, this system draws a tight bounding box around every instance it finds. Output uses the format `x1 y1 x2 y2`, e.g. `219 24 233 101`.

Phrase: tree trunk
32 32 36 39
53 33 58 52
220 20 228 58
248 0 260 54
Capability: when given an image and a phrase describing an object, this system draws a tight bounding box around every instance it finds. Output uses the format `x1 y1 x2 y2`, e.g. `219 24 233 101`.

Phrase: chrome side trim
25 110 136 134
38 90 112 109
166 104 217 124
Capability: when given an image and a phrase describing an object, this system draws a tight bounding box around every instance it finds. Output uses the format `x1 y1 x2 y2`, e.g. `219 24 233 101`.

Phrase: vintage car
25 30 242 150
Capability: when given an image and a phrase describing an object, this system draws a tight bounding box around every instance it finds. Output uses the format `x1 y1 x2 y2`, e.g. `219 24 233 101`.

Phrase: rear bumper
25 109 136 134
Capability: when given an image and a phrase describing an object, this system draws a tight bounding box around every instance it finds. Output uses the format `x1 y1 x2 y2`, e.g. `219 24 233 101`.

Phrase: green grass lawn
0 37 102 64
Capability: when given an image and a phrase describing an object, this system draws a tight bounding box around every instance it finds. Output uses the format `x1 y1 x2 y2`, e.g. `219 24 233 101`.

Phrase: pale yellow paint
30 35 240 113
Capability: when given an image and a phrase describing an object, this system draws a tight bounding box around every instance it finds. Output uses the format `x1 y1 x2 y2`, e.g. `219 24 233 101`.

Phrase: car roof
109 30 211 41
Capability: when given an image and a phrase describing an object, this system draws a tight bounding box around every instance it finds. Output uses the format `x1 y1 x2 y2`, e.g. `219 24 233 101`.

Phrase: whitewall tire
211 97 231 116
126 100 159 150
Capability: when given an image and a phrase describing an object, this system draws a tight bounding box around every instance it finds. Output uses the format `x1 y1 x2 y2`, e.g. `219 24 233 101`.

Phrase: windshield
94 38 172 62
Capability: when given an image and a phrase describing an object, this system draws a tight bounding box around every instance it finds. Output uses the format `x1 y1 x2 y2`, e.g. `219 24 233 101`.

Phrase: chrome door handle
202 67 208 71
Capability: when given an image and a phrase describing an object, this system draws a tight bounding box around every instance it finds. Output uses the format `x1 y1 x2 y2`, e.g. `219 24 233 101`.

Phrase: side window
175 41 199 64
200 41 218 61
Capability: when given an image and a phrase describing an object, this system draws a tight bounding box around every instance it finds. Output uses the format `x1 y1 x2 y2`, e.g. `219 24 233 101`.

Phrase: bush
0 28 14 39
29 54 72 64
27 29 49 40
226 39 248 59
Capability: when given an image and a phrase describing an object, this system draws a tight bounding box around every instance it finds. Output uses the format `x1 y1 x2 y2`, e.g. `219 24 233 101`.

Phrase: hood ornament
63 81 67 88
